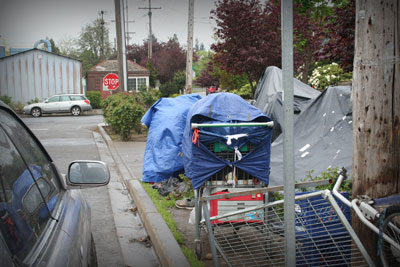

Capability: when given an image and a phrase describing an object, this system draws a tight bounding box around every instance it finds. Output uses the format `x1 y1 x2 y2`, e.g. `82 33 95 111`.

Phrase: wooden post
352 0 399 261
185 0 194 94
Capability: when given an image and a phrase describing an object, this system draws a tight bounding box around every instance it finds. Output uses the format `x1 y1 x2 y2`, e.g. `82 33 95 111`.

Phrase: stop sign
103 73 120 90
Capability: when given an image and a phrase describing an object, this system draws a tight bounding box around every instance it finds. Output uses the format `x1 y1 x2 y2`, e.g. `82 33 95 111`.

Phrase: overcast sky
0 0 217 50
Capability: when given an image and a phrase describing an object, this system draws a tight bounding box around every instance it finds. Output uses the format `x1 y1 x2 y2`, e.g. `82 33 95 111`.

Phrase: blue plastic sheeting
141 94 202 183
182 93 273 189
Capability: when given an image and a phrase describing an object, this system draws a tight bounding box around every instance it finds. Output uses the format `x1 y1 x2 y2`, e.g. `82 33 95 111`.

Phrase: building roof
88 59 149 74
0 48 81 62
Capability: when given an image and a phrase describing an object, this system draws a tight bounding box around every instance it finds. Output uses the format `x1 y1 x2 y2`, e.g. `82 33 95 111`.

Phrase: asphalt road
22 114 159 267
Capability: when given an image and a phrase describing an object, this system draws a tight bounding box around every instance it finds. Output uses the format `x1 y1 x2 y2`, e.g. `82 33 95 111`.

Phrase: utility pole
352 0 399 261
185 0 194 94
139 0 161 58
124 1 135 47
100 10 106 60
114 0 127 92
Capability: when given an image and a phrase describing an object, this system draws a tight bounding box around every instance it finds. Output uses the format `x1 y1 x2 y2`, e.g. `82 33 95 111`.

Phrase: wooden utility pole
124 1 135 47
185 0 194 94
100 10 106 60
139 0 161 59
352 0 399 261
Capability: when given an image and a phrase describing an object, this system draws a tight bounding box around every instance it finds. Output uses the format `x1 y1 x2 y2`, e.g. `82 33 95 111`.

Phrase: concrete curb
97 123 190 267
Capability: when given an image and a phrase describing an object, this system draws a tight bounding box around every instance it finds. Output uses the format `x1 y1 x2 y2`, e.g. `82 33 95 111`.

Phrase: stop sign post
103 73 120 91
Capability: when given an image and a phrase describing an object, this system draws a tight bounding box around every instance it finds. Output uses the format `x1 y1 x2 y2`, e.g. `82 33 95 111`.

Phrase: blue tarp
141 94 202 183
182 93 273 189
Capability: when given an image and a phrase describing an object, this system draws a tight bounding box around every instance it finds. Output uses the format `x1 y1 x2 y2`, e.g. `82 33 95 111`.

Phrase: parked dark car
22 94 92 117
0 100 109 267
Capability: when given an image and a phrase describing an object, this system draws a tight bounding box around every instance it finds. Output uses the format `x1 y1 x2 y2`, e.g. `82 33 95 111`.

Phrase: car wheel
71 106 81 116
31 107 42 117
89 234 98 267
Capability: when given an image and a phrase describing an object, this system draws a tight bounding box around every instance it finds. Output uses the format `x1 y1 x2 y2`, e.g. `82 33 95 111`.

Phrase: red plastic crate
210 190 264 224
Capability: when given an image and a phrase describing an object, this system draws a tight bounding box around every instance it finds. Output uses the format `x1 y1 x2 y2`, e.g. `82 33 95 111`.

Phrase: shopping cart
199 184 374 267
190 121 274 259
181 92 275 259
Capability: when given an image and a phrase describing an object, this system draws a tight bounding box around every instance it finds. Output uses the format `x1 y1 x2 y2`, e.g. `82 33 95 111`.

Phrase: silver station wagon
23 94 92 117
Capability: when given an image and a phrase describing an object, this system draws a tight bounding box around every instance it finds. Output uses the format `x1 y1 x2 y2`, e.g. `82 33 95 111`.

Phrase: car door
43 96 60 113
0 107 63 266
59 95 72 112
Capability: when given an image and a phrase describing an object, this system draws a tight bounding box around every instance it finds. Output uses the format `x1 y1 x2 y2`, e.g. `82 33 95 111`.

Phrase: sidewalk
98 123 190 267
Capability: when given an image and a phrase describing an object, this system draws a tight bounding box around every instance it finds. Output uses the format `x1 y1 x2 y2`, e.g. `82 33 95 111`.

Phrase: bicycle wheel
379 205 400 267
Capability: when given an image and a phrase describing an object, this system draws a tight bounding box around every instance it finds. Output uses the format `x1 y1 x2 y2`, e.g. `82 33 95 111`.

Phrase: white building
0 48 82 103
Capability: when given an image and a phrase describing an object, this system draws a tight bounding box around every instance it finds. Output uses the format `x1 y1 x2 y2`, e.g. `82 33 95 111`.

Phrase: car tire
31 107 42 117
71 106 81 116
89 234 98 267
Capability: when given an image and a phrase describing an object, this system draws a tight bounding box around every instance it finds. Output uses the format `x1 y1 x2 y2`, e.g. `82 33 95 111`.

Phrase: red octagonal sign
103 73 120 90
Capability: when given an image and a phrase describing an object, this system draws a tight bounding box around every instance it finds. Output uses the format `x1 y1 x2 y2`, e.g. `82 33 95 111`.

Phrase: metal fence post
281 0 296 266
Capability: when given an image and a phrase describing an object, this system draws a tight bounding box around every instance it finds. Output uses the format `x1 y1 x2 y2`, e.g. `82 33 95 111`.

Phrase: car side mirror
67 161 110 186
44 100 48 103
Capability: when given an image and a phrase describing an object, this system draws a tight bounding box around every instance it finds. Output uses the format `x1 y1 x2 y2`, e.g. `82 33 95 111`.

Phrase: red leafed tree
317 0 355 72
195 59 220 88
127 36 187 84
127 36 162 66
150 38 187 84
211 0 322 93
211 0 281 94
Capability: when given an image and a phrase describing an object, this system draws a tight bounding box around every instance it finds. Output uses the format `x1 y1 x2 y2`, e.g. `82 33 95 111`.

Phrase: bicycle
333 168 400 267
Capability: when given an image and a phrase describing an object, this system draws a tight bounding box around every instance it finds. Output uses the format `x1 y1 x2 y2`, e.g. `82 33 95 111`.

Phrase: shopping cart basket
182 93 274 259
200 187 374 267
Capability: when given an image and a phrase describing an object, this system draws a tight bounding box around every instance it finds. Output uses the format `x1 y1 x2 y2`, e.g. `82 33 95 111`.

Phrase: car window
60 96 71 101
70 95 84 101
0 109 61 261
47 96 59 103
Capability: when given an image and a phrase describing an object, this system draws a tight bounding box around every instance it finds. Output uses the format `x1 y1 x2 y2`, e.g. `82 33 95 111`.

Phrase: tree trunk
352 0 399 263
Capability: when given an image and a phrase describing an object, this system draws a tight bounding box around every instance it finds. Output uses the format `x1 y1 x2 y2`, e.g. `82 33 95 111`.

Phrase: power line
139 0 161 58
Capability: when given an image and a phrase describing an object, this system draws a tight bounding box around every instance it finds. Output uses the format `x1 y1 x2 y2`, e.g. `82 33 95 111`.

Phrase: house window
128 78 137 92
127 77 148 92
138 78 147 91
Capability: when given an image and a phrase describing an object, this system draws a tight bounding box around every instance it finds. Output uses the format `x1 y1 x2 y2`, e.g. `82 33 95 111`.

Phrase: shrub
86 91 102 109
304 167 351 194
9 101 24 113
26 98 40 105
159 71 186 97
0 95 12 105
308 63 352 91
159 81 179 97
230 82 255 99
137 89 160 109
103 93 146 140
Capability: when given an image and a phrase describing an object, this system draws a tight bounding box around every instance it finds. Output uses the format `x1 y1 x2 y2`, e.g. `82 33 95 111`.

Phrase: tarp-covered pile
268 85 353 186
255 66 321 140
141 94 202 183
182 93 273 189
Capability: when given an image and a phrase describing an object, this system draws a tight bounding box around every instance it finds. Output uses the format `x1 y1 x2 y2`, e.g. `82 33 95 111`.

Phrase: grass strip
141 182 205 267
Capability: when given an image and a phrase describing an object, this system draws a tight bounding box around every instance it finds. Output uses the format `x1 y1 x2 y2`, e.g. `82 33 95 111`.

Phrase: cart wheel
194 239 202 260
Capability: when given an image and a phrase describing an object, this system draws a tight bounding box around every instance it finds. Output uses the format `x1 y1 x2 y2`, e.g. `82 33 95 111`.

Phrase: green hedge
86 91 102 109
102 93 146 140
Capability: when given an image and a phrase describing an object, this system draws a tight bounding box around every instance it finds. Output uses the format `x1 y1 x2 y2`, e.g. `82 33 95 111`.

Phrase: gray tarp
268 85 353 186
254 66 320 113
254 66 320 140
